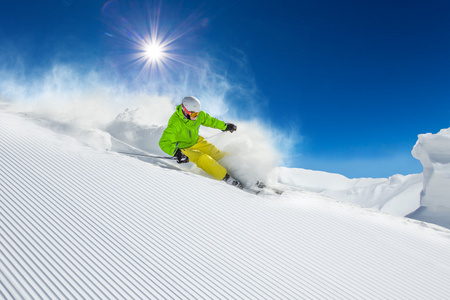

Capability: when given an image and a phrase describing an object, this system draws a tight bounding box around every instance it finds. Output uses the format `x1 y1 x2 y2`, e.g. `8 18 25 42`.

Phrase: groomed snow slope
1 111 450 299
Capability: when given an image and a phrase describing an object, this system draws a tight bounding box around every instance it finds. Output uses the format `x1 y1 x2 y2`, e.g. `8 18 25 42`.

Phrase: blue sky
1 0 450 178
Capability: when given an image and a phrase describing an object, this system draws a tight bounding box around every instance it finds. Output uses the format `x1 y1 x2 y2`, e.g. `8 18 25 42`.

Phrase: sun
137 39 169 75
144 43 165 62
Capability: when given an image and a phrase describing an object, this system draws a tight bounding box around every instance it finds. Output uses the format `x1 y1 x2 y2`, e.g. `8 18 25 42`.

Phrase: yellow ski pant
181 136 227 181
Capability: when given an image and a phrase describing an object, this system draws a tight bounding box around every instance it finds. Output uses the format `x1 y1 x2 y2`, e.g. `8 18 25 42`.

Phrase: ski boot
223 174 243 189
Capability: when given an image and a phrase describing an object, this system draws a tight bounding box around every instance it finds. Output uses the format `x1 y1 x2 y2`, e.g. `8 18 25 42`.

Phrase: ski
255 181 284 195
241 181 284 195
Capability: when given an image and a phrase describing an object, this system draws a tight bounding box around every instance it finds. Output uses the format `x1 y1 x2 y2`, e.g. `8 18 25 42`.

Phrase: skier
159 96 242 188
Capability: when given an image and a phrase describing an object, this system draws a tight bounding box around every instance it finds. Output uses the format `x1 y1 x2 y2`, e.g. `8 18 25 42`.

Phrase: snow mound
408 128 450 228
277 167 422 217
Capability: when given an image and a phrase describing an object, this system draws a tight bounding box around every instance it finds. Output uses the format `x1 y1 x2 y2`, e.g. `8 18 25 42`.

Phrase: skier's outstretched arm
200 112 237 133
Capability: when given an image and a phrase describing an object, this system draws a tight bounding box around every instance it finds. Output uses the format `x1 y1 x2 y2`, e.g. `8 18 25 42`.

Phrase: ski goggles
182 104 200 119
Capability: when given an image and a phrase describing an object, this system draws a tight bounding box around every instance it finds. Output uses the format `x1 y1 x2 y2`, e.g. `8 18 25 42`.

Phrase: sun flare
103 1 205 78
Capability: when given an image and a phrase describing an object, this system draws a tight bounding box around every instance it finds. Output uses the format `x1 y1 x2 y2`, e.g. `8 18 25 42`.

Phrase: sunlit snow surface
1 111 450 299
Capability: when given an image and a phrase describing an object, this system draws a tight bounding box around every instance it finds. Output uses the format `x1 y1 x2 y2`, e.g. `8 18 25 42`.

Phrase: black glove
223 123 237 133
174 149 189 164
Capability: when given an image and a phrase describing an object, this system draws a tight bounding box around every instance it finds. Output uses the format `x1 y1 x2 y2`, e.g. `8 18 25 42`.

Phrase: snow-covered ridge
2 111 450 299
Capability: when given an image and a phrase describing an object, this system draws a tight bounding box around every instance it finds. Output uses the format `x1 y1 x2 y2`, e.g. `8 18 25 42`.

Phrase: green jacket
159 105 227 156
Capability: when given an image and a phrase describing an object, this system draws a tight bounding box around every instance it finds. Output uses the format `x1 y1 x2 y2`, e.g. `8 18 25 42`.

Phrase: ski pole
110 135 176 160
205 132 223 140
117 151 176 160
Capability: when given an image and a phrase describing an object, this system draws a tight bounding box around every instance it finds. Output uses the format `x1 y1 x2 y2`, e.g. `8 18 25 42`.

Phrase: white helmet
182 96 201 112
181 96 201 120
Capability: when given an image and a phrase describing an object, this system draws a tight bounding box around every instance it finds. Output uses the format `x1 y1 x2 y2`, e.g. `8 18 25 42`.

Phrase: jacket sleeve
159 121 179 156
200 112 227 130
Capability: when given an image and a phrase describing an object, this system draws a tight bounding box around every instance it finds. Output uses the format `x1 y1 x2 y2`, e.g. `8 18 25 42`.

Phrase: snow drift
277 167 422 217
408 128 450 229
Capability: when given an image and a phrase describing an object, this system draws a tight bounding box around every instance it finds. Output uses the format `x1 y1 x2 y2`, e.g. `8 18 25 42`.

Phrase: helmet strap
182 103 192 120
